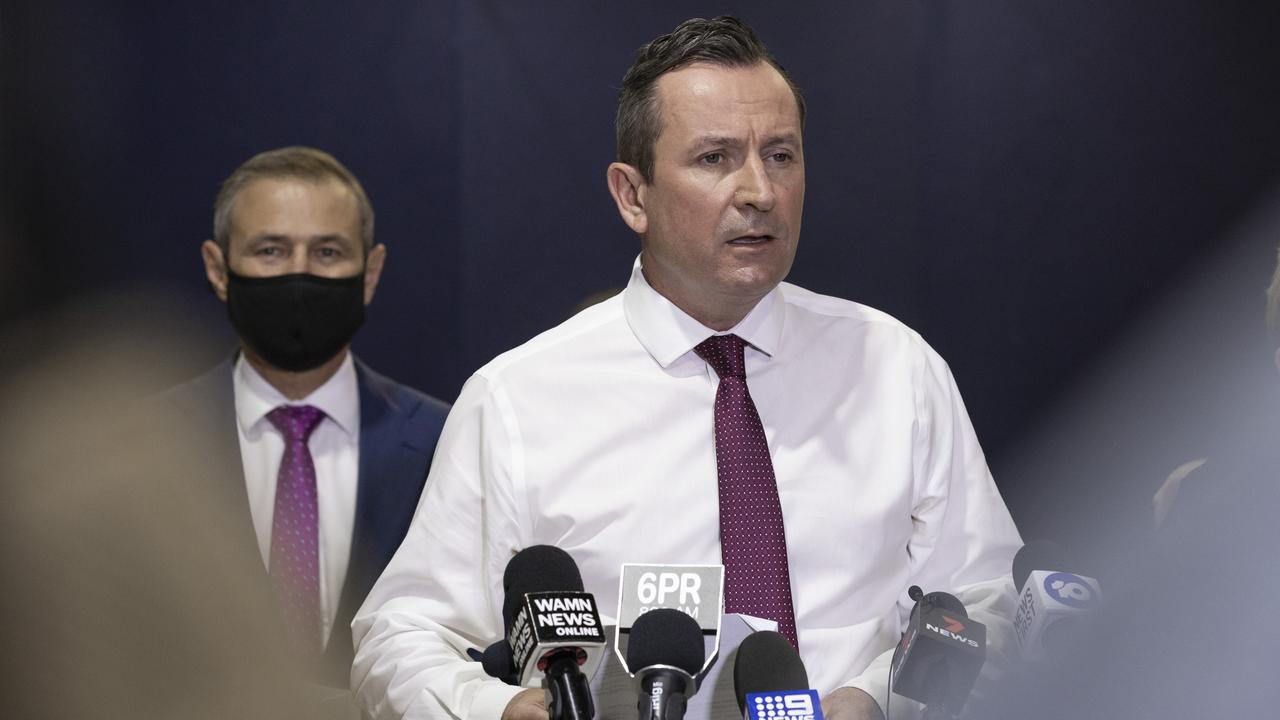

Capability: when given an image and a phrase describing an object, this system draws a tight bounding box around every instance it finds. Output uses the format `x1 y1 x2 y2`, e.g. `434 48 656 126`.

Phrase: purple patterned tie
266 404 326 654
695 334 799 648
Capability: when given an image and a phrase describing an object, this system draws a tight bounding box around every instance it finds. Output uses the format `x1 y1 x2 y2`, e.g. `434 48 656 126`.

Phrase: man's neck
691 307 750 332
242 346 349 401
640 269 763 331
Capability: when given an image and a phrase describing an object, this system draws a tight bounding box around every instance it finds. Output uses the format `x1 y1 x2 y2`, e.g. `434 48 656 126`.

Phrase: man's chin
722 261 790 293
713 275 785 310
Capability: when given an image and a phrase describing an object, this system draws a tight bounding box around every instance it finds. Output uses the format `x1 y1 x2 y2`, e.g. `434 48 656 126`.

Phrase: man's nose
286 245 311 274
733 155 777 212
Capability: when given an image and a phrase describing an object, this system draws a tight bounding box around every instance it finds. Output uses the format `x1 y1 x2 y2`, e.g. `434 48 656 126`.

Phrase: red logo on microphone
942 616 965 634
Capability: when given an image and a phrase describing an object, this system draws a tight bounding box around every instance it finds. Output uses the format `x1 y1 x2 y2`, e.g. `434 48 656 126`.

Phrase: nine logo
747 691 822 720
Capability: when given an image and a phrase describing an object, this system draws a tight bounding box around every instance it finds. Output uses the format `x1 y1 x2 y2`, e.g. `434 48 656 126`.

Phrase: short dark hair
212 146 374 254
616 16 806 183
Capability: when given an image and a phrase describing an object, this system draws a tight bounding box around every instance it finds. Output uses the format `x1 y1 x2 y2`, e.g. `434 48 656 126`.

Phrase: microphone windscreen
626 608 704 676
733 630 808 713
501 545 585 631
1013 540 1072 592
922 590 968 618
479 639 517 684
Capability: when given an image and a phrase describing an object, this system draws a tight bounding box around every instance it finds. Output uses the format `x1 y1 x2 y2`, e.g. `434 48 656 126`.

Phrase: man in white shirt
352 17 1020 720
160 146 450 685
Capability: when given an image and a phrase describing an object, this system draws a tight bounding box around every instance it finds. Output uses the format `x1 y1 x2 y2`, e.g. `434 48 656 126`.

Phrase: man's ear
201 240 229 301
362 244 388 305
607 162 648 235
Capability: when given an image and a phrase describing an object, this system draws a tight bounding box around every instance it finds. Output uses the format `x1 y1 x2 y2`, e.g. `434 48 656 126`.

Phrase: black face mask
225 270 366 372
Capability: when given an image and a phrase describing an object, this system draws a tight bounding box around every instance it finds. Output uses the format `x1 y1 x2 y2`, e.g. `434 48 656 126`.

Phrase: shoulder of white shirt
777 281 935 352
471 280 938 383
776 281 908 326
472 291 626 381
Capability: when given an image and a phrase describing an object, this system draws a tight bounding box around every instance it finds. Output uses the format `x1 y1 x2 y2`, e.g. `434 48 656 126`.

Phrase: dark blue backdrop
4 1 1279 536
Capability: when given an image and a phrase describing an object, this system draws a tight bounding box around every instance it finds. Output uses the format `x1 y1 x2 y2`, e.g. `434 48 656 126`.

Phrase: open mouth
727 234 775 245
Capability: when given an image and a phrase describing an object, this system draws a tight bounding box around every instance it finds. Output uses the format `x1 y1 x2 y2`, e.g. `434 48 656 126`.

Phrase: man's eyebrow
312 233 355 245
690 135 744 150
689 133 802 150
244 233 355 246
762 133 801 147
245 234 287 245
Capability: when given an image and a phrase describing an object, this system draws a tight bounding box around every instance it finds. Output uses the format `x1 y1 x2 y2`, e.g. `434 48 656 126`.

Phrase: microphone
480 545 588 681
1012 541 1102 661
626 608 706 720
734 630 823 720
480 545 606 720
614 563 724 677
890 585 986 718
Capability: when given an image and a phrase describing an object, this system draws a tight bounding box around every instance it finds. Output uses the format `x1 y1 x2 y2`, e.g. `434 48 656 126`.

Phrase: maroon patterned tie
266 404 326 655
695 334 799 648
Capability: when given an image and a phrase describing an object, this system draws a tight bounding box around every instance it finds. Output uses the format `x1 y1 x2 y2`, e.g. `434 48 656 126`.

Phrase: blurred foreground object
0 292 354 720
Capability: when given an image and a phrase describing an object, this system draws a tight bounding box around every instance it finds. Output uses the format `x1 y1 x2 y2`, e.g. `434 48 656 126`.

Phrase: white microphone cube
509 591 608 687
1013 570 1102 660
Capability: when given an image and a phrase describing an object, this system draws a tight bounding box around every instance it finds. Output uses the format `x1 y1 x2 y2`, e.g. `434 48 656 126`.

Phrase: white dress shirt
234 351 360 647
352 261 1021 719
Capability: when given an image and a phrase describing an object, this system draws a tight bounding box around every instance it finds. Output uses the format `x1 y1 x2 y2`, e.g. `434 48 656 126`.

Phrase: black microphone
480 544 585 683
477 640 518 685
626 608 706 720
734 630 823 720
889 585 986 718
1012 541 1101 660
480 546 606 720
1012 541 1072 594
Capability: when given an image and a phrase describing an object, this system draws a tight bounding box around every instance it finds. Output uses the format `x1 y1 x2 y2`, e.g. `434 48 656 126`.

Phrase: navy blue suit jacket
157 354 449 685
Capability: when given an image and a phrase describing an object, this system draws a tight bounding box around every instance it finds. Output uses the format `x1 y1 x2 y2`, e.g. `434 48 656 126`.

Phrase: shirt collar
622 256 784 368
233 351 359 437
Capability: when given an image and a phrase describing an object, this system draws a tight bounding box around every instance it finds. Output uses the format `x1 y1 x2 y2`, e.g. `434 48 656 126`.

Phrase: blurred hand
501 688 548 720
821 687 885 720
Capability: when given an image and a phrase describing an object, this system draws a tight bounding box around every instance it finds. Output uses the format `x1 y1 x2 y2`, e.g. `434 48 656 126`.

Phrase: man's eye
701 152 723 165
770 152 792 163
257 247 280 256
319 247 339 258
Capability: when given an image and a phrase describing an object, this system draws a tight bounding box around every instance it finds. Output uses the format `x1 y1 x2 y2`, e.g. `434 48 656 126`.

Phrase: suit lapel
209 361 251 516
152 355 267 599
174 357 256 540
324 357 431 677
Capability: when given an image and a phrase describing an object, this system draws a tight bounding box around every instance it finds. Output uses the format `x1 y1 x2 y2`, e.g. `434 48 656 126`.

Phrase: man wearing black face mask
159 146 449 687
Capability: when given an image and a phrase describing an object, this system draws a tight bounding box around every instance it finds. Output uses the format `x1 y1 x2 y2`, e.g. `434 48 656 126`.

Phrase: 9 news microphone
734 630 823 720
1012 541 1101 661
479 545 606 720
626 608 706 720
889 586 986 718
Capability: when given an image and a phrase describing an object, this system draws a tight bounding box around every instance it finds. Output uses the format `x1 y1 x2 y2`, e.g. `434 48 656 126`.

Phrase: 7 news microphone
889 585 986 718
626 608 706 720
479 546 606 720
1012 541 1101 661
734 630 823 720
